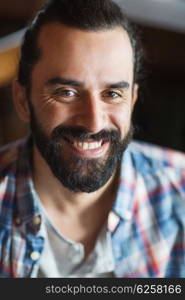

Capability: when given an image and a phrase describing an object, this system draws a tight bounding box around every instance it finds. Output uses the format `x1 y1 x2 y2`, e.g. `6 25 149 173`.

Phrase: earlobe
12 79 30 123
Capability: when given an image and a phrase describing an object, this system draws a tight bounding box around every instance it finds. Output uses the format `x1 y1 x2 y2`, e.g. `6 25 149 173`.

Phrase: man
0 0 185 278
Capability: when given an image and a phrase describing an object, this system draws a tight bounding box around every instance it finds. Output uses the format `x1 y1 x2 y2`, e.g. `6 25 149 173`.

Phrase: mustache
51 125 122 143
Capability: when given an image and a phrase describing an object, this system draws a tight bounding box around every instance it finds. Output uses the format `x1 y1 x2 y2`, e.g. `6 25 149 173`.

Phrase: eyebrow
46 77 83 87
46 77 130 89
106 81 130 89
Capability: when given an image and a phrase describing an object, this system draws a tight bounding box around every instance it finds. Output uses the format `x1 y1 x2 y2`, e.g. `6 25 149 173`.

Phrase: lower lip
64 140 110 158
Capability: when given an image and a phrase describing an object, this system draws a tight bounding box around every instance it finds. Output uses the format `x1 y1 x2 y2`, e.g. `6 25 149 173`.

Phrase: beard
29 103 133 193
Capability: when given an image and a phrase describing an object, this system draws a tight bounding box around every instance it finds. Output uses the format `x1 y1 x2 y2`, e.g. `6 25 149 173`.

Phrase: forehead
34 23 134 84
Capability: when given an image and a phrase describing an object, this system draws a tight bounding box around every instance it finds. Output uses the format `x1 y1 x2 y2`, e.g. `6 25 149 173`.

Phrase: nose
74 93 108 133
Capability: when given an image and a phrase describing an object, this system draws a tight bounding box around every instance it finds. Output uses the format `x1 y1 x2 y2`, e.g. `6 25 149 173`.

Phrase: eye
103 90 122 102
53 88 77 97
106 91 120 98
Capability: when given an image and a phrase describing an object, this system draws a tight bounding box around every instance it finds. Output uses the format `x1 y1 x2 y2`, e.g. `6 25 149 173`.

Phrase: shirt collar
108 144 138 231
15 136 42 226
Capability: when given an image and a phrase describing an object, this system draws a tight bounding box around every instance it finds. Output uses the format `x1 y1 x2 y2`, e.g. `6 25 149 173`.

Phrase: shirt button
124 211 132 220
33 216 41 225
15 217 21 225
30 251 40 261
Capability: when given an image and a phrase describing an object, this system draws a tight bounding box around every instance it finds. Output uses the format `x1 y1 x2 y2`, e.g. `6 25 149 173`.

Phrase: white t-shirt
38 203 115 278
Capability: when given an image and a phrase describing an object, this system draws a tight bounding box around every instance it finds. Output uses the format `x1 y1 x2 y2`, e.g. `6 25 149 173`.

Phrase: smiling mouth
64 137 104 149
73 140 103 150
61 137 110 157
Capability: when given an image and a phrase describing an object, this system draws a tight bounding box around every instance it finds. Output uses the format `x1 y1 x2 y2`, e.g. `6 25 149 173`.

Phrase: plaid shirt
0 137 185 278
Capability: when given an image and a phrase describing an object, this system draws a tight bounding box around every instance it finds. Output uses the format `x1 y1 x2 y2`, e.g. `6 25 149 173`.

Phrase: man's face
25 23 138 193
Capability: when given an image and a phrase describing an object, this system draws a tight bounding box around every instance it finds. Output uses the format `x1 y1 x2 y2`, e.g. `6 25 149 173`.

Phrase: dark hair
18 0 143 91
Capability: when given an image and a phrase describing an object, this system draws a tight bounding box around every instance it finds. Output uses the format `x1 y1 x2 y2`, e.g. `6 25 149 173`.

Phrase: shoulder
125 141 185 222
126 140 185 204
0 138 26 174
127 140 185 174
0 138 28 225
126 140 185 215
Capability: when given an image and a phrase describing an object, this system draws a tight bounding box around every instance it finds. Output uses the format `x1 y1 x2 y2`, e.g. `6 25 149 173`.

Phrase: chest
1 212 184 277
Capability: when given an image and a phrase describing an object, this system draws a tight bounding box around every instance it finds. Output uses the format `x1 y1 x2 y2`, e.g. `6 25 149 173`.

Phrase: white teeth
82 143 89 150
73 141 102 150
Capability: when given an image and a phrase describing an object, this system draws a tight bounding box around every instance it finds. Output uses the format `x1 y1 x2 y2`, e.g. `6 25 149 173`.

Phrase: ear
132 83 139 107
12 79 30 123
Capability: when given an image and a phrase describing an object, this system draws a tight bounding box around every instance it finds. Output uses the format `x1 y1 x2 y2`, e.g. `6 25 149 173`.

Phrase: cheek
110 104 133 136
33 103 73 136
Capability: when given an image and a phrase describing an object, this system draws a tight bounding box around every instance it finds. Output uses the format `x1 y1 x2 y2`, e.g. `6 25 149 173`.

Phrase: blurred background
0 0 185 150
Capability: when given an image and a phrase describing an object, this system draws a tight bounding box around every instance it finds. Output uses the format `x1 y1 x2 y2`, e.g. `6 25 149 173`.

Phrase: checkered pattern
0 137 185 277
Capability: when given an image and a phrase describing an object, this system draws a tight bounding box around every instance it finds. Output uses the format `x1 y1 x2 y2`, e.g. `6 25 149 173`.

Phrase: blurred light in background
0 29 26 86
116 0 185 33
